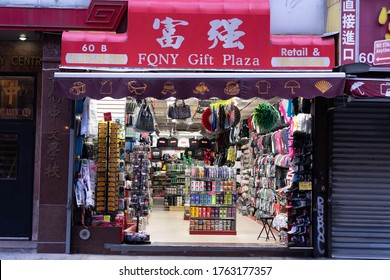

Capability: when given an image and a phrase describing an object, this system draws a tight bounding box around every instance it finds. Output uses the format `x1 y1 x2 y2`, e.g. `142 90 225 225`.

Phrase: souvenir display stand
189 165 237 235
123 144 151 244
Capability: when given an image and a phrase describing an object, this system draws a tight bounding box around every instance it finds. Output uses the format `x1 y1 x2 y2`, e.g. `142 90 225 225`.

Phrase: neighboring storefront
0 39 41 241
330 0 390 259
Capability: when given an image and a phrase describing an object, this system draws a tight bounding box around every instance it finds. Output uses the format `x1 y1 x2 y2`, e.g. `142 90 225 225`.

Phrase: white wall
270 0 327 35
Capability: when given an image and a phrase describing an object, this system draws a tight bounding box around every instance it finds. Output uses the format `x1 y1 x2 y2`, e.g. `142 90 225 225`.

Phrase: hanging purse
168 100 191 119
134 103 154 132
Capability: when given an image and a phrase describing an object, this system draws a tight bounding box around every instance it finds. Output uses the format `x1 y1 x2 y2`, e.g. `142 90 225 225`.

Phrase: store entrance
70 96 314 252
0 122 35 239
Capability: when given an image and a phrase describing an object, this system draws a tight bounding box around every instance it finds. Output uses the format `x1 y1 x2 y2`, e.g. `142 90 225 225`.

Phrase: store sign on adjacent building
373 39 390 65
0 77 35 120
61 0 335 71
340 0 390 66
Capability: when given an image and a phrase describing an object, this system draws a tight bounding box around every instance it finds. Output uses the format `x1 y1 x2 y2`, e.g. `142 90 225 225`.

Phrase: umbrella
351 82 365 95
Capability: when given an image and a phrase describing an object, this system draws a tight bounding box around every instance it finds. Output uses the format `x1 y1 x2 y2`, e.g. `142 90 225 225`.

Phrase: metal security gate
330 97 390 259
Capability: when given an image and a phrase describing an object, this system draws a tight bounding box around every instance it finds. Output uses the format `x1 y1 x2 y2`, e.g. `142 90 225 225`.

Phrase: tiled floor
146 207 283 247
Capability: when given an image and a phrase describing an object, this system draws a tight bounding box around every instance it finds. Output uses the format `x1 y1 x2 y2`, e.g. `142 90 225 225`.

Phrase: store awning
54 72 346 100
346 77 390 98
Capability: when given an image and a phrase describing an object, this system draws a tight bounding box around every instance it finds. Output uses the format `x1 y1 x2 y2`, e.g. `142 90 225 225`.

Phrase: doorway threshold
105 242 313 258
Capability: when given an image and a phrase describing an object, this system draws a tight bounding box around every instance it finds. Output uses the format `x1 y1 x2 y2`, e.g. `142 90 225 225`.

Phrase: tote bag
134 104 154 133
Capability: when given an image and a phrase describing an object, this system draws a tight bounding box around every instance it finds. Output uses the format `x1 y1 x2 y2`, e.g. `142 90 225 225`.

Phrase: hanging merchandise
198 138 211 149
239 119 250 138
189 138 199 149
151 147 162 160
178 137 190 148
125 98 137 114
80 97 98 137
226 146 237 167
252 102 280 131
123 144 151 244
203 149 214 165
193 149 204 160
156 137 168 148
167 137 178 148
232 106 241 128
134 102 155 132
201 99 239 133
168 99 191 119
201 107 213 132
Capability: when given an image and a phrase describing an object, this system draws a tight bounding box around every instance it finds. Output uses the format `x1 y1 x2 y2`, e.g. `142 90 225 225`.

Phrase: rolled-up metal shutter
96 97 126 121
331 97 390 259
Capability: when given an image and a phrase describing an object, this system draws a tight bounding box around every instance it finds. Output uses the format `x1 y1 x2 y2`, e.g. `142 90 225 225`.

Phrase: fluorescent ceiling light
19 34 27 41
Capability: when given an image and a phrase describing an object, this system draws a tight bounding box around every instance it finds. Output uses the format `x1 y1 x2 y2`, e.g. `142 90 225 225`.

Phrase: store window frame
0 73 37 122
0 132 19 181
0 73 36 182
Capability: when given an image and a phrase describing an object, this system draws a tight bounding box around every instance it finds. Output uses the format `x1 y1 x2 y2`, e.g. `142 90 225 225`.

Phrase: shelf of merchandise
150 174 169 197
189 167 237 235
164 163 187 209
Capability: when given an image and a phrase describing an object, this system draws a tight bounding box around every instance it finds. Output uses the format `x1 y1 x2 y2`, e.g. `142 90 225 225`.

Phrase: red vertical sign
340 0 357 65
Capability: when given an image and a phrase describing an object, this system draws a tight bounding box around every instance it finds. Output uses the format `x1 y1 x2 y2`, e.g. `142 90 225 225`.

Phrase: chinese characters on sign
207 18 245 50
45 82 64 179
0 78 34 120
152 16 246 50
341 0 357 65
153 17 188 49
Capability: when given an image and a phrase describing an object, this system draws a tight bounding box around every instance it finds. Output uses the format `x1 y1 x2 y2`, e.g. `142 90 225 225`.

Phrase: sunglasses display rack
95 122 120 214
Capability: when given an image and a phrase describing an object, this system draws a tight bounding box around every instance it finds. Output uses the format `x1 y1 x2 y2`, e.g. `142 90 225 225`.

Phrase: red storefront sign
61 0 335 71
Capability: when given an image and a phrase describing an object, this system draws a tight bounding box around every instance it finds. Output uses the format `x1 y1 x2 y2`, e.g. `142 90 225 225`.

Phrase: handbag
168 100 191 119
135 103 154 132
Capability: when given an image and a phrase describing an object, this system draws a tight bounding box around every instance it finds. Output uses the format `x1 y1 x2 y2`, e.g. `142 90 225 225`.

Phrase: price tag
103 112 112 122
299 181 312 191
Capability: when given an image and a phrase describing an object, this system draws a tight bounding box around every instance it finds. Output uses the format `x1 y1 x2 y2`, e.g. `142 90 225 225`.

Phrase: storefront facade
0 39 41 240
0 0 355 257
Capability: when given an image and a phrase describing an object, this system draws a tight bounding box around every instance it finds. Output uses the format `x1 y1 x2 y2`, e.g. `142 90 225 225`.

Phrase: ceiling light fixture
19 34 27 41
